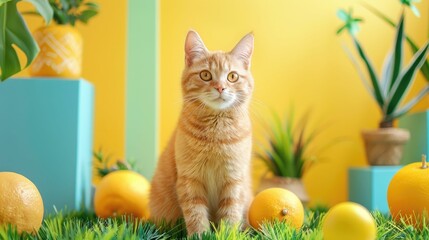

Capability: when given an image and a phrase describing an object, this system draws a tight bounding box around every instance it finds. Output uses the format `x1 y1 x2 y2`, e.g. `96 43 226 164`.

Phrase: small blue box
0 78 94 215
399 111 429 165
348 166 401 213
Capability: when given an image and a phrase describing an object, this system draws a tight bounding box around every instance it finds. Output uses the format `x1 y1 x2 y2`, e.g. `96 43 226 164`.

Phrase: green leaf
0 0 12 7
24 0 53 24
342 44 377 98
60 0 70 11
256 152 279 176
0 1 39 81
21 10 41 16
353 38 385 107
388 85 429 120
386 41 429 115
389 14 405 92
409 4 420 17
337 9 348 21
363 2 429 82
78 9 98 24
381 52 394 98
336 8 362 37
85 2 99 10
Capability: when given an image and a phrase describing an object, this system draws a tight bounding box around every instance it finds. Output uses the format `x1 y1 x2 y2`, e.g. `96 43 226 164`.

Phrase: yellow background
17 1 128 166
16 0 429 206
160 0 429 206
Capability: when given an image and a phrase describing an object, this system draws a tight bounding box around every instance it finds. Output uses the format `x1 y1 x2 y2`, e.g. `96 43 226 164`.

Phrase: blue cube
348 166 401 213
0 78 94 215
399 111 429 165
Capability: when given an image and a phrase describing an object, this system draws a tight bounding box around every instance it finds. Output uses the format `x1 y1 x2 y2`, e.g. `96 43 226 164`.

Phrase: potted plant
0 0 53 81
362 1 429 83
362 1 429 165
255 111 326 203
337 7 429 165
28 0 99 78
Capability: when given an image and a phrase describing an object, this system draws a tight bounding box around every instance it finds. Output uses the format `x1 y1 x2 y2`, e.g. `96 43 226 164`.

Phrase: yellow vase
30 25 83 78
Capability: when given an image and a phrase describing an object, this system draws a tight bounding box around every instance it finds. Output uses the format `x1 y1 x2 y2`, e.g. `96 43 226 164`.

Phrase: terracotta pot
362 128 410 166
258 176 309 204
30 25 82 78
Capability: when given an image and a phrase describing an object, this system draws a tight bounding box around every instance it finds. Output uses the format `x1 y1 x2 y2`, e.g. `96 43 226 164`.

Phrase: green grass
1 208 429 239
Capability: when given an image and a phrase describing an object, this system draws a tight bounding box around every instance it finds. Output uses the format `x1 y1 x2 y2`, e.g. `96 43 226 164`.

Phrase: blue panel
76 81 94 210
0 78 94 215
349 168 372 210
399 111 429 165
349 166 401 213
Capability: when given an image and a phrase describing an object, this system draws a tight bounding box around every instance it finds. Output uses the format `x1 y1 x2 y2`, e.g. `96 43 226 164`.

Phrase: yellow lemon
94 170 150 219
0 172 44 234
388 156 429 228
248 188 304 229
322 202 376 240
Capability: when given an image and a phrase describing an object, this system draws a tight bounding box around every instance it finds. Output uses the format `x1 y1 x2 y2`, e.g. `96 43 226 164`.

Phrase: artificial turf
0 208 428 240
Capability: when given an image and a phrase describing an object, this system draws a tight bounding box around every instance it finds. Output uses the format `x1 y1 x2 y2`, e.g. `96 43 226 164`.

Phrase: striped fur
150 31 254 236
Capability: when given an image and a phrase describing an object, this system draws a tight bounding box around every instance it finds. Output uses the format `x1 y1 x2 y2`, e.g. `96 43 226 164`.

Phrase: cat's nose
215 86 226 93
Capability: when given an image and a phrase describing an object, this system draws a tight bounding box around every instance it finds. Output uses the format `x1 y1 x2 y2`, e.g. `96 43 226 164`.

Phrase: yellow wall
160 0 429 206
17 1 128 171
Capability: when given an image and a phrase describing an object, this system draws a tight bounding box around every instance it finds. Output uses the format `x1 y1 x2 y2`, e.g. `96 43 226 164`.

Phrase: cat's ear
231 33 254 69
185 30 208 67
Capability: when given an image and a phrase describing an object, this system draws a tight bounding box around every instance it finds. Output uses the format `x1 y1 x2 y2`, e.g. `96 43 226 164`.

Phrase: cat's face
182 31 254 110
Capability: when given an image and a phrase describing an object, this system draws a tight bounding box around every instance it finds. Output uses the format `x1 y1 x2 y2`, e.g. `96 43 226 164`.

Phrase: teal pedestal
348 166 401 213
399 111 429 164
0 78 94 215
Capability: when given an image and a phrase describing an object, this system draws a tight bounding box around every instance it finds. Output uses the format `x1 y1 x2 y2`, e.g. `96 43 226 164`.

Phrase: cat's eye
227 72 239 83
200 70 212 81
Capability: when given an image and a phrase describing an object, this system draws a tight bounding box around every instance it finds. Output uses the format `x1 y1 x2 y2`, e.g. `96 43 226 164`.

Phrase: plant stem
379 120 393 128
422 154 427 169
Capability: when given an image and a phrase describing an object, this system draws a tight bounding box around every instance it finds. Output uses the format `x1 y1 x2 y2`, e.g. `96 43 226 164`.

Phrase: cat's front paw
186 226 210 239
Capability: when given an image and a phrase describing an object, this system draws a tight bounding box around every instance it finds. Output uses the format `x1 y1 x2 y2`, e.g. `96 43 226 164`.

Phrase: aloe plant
0 0 53 81
256 111 319 178
337 10 429 128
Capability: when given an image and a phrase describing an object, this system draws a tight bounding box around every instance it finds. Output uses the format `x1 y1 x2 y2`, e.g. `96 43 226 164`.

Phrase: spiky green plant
93 148 140 177
361 1 429 84
337 9 429 128
48 0 99 26
256 111 320 178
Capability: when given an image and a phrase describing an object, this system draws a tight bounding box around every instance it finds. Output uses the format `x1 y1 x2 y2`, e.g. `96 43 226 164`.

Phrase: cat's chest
179 113 250 145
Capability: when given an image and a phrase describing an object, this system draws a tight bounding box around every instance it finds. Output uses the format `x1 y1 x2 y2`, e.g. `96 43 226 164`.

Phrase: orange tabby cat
150 30 254 236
